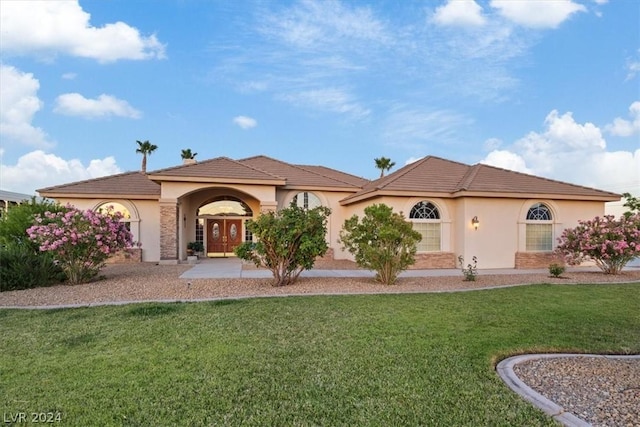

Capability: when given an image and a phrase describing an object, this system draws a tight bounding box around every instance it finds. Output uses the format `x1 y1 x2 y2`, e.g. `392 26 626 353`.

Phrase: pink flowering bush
555 213 640 274
27 205 133 284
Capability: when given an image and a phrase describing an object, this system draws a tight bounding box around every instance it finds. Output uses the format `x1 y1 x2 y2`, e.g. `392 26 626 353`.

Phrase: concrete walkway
179 257 601 280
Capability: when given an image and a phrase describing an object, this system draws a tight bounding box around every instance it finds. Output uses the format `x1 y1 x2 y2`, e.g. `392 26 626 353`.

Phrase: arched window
410 201 441 252
95 201 139 242
291 192 321 209
526 203 553 251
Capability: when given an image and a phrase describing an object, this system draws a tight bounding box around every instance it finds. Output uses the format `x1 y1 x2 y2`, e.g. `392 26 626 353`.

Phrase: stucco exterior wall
52 190 611 268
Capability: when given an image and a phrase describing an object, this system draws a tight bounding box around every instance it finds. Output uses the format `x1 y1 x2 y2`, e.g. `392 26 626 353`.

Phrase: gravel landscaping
1 261 638 426
1 260 639 308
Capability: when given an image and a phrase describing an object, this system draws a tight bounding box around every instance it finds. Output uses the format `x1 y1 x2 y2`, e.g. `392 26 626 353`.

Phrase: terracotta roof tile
340 156 619 204
462 163 621 197
148 157 283 182
239 155 364 189
296 165 369 187
38 171 160 198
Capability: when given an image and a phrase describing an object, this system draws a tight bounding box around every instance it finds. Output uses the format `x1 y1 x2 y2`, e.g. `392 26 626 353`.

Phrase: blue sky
1 0 638 196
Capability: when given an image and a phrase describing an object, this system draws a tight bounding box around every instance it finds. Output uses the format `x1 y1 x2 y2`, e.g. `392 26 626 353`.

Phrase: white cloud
0 150 121 195
626 50 640 81
605 101 640 137
481 108 640 194
62 73 77 80
382 107 473 148
432 0 486 27
490 0 586 29
233 115 257 129
54 93 142 119
405 156 424 165
0 0 166 63
481 150 532 174
280 88 370 119
0 65 53 148
261 0 390 49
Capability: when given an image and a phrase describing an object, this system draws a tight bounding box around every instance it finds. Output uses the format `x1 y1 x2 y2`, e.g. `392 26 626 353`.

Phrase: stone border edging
496 353 640 427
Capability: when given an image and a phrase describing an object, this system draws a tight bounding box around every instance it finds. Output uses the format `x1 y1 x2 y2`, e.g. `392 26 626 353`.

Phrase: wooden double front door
206 218 242 255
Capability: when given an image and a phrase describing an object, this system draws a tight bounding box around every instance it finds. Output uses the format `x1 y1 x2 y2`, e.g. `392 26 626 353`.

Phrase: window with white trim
410 201 441 252
291 192 321 209
525 203 553 251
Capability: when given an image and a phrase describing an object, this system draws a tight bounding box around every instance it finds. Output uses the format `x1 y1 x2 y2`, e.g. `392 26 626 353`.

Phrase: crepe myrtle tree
555 213 640 275
234 204 331 286
27 205 133 284
339 204 422 285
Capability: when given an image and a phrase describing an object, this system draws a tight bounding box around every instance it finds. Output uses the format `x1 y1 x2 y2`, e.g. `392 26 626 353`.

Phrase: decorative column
159 200 179 263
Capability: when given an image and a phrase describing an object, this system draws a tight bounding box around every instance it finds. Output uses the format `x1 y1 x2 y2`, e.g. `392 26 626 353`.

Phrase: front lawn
1 283 638 426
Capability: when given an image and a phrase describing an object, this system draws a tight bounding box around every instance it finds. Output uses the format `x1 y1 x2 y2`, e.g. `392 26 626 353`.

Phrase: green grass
1 283 639 426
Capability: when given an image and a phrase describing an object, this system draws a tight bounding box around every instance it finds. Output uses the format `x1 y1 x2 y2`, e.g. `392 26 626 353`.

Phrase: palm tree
374 157 396 178
180 149 198 160
136 140 158 173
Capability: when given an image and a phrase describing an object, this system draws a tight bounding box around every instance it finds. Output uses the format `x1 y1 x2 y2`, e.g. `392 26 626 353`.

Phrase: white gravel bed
513 356 640 427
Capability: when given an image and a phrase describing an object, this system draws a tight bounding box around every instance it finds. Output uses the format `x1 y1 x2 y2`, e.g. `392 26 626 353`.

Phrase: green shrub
549 263 566 278
0 242 66 292
0 198 67 247
339 204 422 285
458 255 478 281
235 204 331 286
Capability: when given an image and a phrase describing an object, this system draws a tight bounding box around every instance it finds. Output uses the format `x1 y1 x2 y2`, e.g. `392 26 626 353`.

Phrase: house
0 189 38 218
37 155 620 269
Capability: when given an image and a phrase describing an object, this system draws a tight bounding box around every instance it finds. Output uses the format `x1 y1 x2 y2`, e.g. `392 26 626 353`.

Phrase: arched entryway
196 197 253 257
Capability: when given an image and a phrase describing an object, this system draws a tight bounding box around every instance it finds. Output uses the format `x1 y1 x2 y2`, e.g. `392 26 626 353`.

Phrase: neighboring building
37 155 620 269
0 189 36 217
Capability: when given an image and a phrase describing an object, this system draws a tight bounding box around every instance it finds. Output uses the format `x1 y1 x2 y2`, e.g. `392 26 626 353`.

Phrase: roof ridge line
373 156 434 190
456 164 480 191
240 155 362 187
295 164 367 188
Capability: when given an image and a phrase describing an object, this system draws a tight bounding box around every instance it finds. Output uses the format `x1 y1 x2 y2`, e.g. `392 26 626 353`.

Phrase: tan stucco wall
54 189 609 269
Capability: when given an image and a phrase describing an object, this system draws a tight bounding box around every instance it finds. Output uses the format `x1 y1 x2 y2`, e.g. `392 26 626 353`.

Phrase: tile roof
340 156 620 204
38 171 160 198
36 154 619 203
294 164 369 187
147 156 284 183
239 155 366 189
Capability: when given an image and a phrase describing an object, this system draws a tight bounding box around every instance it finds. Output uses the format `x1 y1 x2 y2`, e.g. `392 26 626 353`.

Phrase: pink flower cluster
555 213 640 274
27 205 133 284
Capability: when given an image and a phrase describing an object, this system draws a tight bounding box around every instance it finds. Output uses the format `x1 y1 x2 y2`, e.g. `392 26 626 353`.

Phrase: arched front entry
196 196 253 257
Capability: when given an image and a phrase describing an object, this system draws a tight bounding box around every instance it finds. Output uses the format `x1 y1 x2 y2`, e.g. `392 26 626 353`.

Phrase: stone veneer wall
106 248 142 264
410 252 456 269
514 252 562 269
160 204 178 261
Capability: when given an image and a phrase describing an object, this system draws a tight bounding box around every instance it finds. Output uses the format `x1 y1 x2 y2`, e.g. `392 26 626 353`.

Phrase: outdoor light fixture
471 216 480 230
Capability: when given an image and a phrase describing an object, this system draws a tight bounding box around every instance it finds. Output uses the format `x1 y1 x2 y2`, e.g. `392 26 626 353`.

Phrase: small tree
181 148 198 160
234 205 331 286
136 139 158 173
27 205 133 284
622 192 640 218
555 213 640 275
374 157 396 178
339 204 421 285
